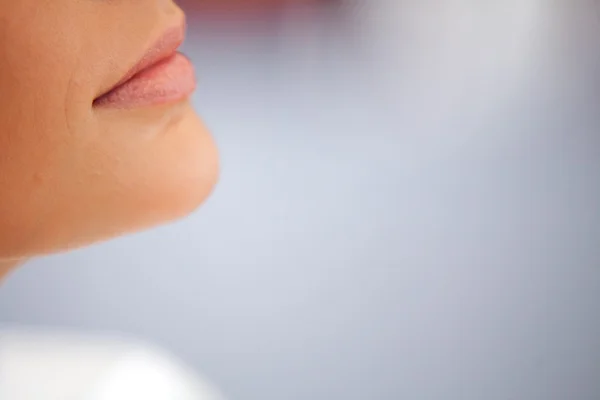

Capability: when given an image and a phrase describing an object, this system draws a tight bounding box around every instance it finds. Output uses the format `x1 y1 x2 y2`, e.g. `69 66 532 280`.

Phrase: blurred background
1 1 600 399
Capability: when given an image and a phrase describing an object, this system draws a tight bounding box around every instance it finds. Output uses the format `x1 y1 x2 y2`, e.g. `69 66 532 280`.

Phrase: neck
0 259 25 281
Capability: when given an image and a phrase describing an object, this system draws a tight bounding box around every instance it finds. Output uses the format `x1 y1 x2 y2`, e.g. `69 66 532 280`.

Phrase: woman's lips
93 52 196 109
93 21 196 109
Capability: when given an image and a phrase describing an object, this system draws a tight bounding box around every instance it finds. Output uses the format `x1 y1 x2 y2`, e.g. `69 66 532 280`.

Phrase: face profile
0 0 219 264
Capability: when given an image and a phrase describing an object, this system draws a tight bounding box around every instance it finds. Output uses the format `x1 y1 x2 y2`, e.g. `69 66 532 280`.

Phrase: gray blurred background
1 1 599 399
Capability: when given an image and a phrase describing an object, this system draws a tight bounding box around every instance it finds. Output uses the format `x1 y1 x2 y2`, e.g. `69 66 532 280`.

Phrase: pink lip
93 19 196 109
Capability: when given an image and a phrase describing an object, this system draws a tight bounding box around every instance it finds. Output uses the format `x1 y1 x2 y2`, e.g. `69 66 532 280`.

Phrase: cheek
0 31 82 255
0 61 77 256
0 8 85 168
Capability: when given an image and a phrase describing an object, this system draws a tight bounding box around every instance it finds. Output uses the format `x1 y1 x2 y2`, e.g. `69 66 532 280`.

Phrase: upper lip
94 18 187 100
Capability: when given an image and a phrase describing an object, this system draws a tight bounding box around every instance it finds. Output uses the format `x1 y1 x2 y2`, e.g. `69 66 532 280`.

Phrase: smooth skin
0 0 219 279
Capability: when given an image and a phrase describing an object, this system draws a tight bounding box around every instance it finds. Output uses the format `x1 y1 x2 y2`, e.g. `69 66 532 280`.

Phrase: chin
0 104 219 259
143 105 220 225
67 104 220 254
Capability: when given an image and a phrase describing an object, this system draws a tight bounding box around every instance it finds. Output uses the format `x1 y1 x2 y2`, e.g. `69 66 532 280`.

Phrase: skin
0 0 219 279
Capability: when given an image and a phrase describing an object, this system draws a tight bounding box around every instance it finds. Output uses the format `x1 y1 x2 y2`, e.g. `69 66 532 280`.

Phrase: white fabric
0 330 223 400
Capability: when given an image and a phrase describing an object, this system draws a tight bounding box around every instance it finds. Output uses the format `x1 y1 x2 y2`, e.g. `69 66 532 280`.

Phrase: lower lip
93 52 196 109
